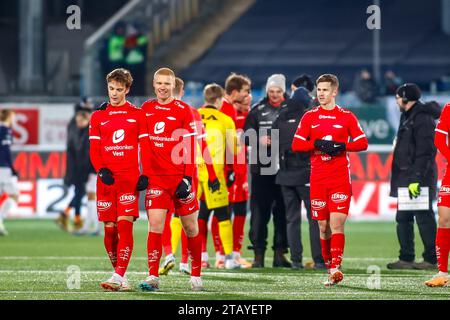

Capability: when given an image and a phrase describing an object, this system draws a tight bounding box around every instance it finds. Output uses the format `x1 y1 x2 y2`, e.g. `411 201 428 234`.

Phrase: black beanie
396 83 421 102
292 74 315 93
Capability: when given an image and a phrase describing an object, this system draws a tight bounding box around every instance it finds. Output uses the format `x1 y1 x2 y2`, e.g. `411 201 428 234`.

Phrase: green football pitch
0 219 449 300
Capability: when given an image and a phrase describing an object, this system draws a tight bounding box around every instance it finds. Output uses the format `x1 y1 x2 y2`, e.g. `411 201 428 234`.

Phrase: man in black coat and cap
387 83 440 270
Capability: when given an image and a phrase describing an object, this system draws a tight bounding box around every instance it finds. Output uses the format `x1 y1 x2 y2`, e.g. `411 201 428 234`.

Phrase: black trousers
69 181 86 216
249 173 288 254
281 185 323 264
395 194 437 264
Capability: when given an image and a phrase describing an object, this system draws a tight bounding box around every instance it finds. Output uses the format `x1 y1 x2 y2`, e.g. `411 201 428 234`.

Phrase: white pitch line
0 290 386 296
0 256 396 261
0 270 431 279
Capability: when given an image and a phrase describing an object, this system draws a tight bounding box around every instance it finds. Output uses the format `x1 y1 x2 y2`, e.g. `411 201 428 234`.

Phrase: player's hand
408 182 421 199
97 101 108 110
260 135 271 146
208 178 221 193
98 167 114 185
176 176 192 199
226 170 235 187
314 139 346 156
10 167 18 177
136 175 149 191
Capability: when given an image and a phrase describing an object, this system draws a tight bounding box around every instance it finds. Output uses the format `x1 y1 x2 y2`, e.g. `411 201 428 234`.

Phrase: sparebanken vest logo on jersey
113 129 125 144
154 122 165 134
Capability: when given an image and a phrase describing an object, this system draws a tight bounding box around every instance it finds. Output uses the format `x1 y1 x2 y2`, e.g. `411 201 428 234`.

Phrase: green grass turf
0 219 449 300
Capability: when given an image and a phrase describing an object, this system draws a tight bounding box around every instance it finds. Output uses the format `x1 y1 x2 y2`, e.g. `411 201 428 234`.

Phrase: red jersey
221 98 237 124
141 98 196 176
292 105 368 183
236 110 248 130
89 101 149 176
435 103 450 163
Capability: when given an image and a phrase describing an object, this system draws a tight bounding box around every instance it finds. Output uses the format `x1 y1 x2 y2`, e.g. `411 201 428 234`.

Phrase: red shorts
229 170 249 203
96 175 140 222
309 180 352 220
438 177 450 207
145 175 199 216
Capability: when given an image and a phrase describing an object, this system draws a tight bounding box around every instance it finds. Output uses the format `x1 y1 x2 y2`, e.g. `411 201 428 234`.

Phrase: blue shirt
0 124 13 168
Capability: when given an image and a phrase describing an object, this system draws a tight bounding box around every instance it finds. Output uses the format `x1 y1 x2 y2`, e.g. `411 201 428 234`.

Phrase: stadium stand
180 0 450 91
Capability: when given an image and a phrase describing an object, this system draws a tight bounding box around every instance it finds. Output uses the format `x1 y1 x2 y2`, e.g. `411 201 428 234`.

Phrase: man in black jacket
244 74 290 268
388 83 440 270
57 107 98 234
272 87 325 270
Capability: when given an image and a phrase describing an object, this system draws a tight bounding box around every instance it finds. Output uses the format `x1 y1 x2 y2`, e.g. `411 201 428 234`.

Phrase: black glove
98 167 114 185
208 178 221 193
136 175 149 191
11 167 18 177
97 102 108 111
176 176 192 199
314 139 346 157
226 170 235 188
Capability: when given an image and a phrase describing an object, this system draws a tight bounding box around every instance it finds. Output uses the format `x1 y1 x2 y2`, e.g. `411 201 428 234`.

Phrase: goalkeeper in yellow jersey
197 83 241 269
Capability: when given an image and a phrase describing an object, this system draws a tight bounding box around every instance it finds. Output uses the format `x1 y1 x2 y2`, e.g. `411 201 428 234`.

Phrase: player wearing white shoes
292 74 368 286
0 110 19 236
89 69 150 292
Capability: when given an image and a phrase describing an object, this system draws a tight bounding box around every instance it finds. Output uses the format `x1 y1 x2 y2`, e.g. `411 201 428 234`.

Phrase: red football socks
181 229 189 264
330 233 345 269
187 233 202 277
320 237 332 269
436 228 450 273
162 213 172 256
233 215 246 252
104 224 119 268
198 218 208 252
211 215 224 255
115 220 134 277
147 231 162 277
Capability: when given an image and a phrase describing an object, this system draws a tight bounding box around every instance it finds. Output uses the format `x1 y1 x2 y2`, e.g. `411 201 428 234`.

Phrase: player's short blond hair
316 74 339 89
225 73 251 95
106 68 133 88
174 77 184 96
154 67 175 80
204 83 224 105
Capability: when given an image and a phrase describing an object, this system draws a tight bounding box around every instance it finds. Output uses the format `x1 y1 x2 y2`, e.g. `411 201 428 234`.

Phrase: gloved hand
314 139 346 156
97 101 108 110
408 182 421 199
226 170 235 188
176 176 192 199
11 167 18 177
208 178 221 193
98 167 114 185
136 175 149 191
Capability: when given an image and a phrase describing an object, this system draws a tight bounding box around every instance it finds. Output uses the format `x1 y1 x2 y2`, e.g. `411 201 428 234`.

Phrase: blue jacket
0 124 13 169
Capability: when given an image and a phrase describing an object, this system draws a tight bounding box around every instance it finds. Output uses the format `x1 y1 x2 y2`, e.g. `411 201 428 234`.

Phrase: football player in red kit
89 68 150 291
292 74 368 286
139 68 203 291
426 102 450 287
